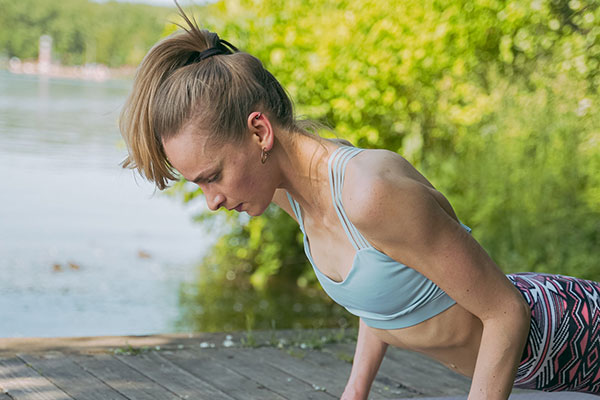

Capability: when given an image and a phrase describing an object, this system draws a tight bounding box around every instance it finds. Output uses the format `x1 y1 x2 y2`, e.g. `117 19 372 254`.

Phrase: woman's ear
247 111 274 151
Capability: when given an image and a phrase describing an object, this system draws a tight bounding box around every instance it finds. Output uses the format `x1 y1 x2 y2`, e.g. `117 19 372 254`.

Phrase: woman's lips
234 203 243 212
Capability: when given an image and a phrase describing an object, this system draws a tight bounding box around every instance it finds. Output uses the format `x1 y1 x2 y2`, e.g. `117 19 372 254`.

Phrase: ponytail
119 1 295 189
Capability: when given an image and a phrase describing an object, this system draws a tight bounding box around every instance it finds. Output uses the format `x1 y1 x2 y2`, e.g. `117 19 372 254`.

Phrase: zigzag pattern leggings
508 273 600 394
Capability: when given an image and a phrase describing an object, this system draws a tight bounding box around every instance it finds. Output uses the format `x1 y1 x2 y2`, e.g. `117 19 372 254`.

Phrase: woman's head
119 3 295 190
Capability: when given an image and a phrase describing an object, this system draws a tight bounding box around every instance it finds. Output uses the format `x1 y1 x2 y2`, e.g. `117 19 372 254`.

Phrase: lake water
0 70 213 338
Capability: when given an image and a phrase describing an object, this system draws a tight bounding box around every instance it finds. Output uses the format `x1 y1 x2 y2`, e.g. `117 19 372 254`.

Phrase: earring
255 112 262 120
261 147 269 164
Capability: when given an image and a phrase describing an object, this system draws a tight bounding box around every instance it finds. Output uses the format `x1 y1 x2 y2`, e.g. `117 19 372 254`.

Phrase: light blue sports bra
286 146 472 329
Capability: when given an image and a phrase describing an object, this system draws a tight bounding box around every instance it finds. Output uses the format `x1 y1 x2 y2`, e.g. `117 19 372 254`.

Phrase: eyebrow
191 171 213 184
191 163 221 184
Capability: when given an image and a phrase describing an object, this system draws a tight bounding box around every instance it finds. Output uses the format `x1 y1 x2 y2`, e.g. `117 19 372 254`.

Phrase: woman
119 6 600 399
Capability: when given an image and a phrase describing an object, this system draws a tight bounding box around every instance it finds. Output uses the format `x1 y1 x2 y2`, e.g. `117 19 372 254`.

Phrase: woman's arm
341 319 388 400
345 166 530 400
468 307 530 398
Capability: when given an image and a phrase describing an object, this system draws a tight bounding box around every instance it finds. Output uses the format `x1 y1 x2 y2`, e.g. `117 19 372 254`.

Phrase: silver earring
261 147 269 164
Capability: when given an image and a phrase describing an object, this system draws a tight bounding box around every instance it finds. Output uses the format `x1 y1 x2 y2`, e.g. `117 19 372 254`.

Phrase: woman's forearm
468 305 531 400
342 319 388 400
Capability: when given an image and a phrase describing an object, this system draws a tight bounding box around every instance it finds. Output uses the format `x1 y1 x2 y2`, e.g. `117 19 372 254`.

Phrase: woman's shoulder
349 147 435 188
342 148 437 230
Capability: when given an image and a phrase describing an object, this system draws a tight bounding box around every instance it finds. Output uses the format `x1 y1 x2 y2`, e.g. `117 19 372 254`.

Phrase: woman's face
163 127 277 217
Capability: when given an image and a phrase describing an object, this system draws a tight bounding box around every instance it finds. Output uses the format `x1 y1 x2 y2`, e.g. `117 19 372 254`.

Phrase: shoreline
0 328 356 357
3 58 135 82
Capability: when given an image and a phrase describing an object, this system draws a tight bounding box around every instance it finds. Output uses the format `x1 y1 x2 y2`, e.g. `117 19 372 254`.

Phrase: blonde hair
119 3 296 190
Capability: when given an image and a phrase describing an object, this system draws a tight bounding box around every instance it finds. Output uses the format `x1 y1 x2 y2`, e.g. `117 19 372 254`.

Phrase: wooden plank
0 329 357 357
0 392 13 400
250 347 368 399
322 343 425 397
0 333 225 357
206 348 336 400
298 347 402 399
0 357 73 400
323 342 471 396
302 347 412 399
321 343 424 398
325 342 471 395
161 348 287 400
71 353 181 400
115 351 235 400
383 346 471 395
17 353 127 400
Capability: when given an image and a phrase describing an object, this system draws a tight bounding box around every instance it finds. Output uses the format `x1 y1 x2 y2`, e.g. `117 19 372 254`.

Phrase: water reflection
177 277 356 332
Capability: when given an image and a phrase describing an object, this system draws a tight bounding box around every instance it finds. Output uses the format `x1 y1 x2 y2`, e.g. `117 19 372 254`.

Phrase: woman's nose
206 191 225 211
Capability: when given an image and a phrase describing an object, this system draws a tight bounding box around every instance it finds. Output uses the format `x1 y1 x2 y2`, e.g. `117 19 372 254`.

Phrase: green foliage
438 73 600 279
174 0 599 318
0 0 170 66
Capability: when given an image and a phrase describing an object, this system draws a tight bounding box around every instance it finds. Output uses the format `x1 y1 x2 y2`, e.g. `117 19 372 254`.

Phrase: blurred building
8 34 109 81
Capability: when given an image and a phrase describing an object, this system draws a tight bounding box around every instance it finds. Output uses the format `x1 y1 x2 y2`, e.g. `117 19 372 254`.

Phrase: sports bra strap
328 146 371 251
286 192 304 229
286 146 372 251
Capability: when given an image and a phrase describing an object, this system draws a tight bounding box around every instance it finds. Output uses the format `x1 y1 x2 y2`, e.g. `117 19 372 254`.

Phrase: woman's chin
246 204 269 217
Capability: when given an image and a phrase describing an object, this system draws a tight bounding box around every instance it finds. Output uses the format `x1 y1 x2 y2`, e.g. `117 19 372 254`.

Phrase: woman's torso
290 143 483 377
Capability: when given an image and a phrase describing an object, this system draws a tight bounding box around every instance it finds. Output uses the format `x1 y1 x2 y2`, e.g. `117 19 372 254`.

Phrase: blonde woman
120 6 600 399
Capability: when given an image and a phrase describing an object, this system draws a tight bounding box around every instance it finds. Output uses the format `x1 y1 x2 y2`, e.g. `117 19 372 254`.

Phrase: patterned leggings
508 273 600 394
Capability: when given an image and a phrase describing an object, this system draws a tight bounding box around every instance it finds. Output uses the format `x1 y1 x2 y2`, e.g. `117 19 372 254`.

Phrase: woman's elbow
498 295 532 334
483 295 531 332
512 292 532 324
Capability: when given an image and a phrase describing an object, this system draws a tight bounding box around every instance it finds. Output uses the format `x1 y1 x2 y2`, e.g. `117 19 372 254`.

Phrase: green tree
0 0 170 67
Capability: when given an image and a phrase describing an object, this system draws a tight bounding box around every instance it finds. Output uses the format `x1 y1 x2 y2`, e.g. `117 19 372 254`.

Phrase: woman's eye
207 173 220 183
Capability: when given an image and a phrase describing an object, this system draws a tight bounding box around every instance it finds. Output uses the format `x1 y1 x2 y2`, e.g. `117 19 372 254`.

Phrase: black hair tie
186 39 239 65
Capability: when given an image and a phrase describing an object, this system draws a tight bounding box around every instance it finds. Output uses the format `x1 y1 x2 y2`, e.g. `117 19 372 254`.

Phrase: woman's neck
273 131 340 216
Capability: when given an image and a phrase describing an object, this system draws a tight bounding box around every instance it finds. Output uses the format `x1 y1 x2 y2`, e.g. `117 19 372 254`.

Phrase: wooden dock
0 329 543 400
